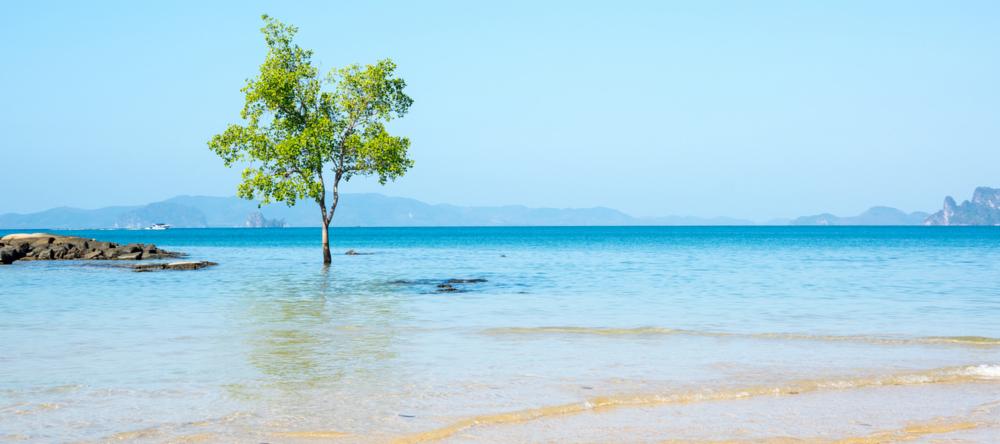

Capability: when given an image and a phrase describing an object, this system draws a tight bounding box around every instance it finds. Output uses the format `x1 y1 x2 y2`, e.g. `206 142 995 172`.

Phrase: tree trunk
321 220 332 265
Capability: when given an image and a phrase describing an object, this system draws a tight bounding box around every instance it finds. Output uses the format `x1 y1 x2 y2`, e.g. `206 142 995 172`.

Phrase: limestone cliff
925 187 1000 225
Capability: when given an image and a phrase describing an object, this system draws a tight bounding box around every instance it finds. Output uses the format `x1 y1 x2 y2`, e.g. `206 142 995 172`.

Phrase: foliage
209 15 413 230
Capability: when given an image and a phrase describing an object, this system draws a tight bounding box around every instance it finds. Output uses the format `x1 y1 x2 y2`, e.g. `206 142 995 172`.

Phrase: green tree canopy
209 15 413 264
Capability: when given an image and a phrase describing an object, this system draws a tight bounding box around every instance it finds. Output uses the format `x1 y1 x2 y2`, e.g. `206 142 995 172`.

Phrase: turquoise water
2 227 1000 442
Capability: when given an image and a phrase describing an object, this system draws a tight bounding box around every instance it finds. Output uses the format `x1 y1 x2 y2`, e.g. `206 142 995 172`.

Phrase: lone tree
209 16 413 264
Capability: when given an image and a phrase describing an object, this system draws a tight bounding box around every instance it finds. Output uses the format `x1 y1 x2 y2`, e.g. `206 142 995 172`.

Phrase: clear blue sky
3 1 999 220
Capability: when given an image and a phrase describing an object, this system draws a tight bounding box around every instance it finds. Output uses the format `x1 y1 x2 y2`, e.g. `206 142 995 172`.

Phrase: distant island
0 194 754 229
925 187 1000 226
4 187 998 229
791 186 1000 226
791 207 930 226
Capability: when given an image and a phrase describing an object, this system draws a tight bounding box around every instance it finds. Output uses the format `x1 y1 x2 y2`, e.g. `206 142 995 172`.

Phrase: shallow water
1 227 999 442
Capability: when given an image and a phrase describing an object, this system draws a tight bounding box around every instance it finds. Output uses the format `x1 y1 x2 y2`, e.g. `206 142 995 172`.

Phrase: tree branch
327 173 340 226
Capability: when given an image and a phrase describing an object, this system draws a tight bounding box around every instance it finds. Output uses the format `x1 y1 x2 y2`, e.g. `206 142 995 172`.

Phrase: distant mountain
0 194 746 229
0 205 137 229
791 206 930 226
761 218 792 226
114 202 208 229
639 215 755 226
925 187 1000 226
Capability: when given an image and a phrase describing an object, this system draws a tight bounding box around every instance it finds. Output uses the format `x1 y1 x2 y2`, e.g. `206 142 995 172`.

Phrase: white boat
146 223 171 230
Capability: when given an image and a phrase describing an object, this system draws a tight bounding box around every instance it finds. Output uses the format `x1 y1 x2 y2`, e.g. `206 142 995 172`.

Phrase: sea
2 226 999 443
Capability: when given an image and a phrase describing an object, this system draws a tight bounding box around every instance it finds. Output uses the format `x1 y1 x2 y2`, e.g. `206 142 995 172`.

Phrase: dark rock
162 261 215 270
0 247 22 264
345 249 359 255
29 238 54 250
56 244 77 259
116 252 143 260
389 277 488 293
445 278 487 284
132 261 217 272
61 238 89 251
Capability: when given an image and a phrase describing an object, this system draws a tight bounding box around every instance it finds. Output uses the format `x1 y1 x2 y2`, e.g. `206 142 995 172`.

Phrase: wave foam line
486 326 682 336
834 419 985 444
484 326 1000 346
692 403 998 444
392 364 1000 444
270 430 350 439
660 417 989 443
97 411 250 443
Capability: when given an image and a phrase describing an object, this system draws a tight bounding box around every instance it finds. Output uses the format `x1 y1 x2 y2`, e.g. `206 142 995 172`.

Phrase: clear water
2 227 1000 442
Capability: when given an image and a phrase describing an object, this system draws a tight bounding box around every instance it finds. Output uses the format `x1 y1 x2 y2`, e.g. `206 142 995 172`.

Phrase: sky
2 1 999 221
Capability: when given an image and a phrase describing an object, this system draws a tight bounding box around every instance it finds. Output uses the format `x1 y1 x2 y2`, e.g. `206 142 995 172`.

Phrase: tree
209 15 413 264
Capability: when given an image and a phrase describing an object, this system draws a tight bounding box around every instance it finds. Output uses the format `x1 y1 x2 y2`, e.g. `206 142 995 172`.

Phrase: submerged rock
386 277 489 293
445 278 487 284
132 261 217 272
436 278 488 293
0 233 184 265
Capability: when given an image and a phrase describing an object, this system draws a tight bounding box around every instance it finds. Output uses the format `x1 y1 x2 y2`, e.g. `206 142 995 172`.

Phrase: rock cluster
0 233 183 265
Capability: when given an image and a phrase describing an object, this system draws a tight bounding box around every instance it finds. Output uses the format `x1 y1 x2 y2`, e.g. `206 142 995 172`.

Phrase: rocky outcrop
0 233 183 265
244 211 286 228
925 187 1000 226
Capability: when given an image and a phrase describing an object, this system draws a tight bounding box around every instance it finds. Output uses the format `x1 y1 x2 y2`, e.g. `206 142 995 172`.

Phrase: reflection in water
233 267 404 397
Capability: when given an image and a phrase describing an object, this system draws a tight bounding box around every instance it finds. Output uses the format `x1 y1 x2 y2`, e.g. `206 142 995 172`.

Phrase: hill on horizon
925 186 1000 226
16 190 1000 229
791 206 931 226
0 194 755 229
